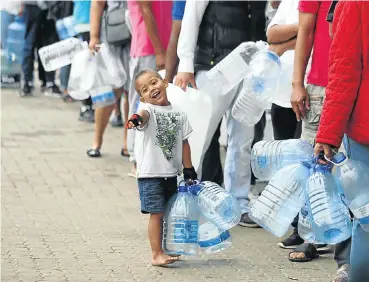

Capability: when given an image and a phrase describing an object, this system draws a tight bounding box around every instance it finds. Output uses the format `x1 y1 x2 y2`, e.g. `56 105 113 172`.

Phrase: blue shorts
137 177 177 214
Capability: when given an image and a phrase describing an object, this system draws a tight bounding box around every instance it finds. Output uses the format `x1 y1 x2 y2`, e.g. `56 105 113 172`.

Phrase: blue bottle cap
332 152 347 164
266 50 281 66
178 185 188 193
313 163 332 173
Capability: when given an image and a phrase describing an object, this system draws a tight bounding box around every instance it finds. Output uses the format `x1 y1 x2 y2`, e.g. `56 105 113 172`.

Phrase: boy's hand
125 114 144 129
183 167 197 185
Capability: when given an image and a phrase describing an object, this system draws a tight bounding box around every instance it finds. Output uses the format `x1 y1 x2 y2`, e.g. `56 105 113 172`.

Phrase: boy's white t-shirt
135 102 193 178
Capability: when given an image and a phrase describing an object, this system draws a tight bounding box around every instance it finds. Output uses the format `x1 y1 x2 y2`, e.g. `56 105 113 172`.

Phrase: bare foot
152 253 179 266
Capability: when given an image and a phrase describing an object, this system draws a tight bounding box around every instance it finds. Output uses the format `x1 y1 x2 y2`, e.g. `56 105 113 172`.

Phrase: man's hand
314 143 334 164
156 51 166 71
291 84 310 121
183 167 198 185
175 72 197 91
89 36 101 53
125 114 144 129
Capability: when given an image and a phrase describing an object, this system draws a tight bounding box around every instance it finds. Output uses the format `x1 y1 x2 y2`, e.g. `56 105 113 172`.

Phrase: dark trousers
22 5 58 84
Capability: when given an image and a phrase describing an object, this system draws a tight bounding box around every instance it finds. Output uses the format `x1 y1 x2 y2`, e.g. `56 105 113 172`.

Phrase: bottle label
91 91 115 103
172 220 198 244
299 206 311 228
351 202 369 224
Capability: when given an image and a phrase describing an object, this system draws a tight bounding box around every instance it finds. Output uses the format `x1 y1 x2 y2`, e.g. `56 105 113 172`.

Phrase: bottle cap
178 185 188 193
313 163 332 173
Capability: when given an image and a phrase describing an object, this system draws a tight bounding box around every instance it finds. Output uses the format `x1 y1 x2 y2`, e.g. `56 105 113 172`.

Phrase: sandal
87 148 101 158
63 94 76 103
288 243 319 262
121 148 130 157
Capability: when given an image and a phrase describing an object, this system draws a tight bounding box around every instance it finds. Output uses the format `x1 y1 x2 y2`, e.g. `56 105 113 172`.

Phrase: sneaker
44 84 62 98
238 213 260 228
20 82 33 97
79 106 95 123
110 115 124 127
332 264 350 282
278 229 304 249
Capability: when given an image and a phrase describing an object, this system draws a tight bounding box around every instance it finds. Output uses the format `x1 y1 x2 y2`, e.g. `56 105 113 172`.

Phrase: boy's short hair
135 69 163 95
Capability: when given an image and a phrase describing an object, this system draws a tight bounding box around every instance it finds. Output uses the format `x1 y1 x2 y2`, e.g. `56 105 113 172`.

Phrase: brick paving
1 89 336 282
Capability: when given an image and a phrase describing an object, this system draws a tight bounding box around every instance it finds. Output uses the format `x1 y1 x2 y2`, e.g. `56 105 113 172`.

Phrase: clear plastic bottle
307 164 352 244
251 139 314 181
190 181 241 231
162 185 199 256
200 41 268 97
198 216 232 254
249 163 311 237
298 202 316 243
1 50 21 76
333 152 369 232
38 37 88 72
232 50 281 126
7 16 26 64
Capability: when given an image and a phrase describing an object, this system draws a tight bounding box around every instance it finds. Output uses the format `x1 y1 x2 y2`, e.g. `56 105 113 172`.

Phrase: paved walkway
1 89 336 282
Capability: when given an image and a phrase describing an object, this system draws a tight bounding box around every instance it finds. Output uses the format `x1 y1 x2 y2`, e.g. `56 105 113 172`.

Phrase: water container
162 184 199 256
6 16 26 64
232 50 281 126
190 181 241 231
249 163 311 237
89 85 116 108
298 202 316 242
1 50 21 75
38 38 87 72
200 41 268 97
55 16 78 40
198 216 232 254
333 152 369 232
251 139 314 181
307 164 352 244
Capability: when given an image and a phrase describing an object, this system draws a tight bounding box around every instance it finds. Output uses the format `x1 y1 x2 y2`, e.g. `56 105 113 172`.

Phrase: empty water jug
162 184 199 256
333 152 369 232
249 163 311 237
200 41 268 97
251 139 314 181
198 216 232 254
38 38 88 72
6 16 25 64
232 50 281 126
307 164 352 244
298 202 316 243
1 50 21 75
190 181 241 231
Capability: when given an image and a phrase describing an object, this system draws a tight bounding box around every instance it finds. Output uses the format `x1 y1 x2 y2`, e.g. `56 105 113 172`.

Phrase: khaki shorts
301 84 326 146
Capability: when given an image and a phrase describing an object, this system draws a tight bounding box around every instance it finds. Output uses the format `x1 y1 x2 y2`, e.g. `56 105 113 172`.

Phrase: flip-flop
288 243 319 262
121 148 130 158
87 148 101 158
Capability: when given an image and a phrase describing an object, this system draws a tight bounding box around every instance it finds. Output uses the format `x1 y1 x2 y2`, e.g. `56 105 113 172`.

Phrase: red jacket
316 1 369 148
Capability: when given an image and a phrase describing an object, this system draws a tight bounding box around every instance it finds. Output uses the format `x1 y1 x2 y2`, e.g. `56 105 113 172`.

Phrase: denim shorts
137 177 178 214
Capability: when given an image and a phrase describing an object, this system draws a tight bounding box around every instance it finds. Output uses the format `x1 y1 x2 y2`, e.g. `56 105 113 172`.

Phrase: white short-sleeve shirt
135 103 193 178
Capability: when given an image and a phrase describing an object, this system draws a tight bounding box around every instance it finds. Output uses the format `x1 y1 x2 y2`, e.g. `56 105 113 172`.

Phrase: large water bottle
249 163 311 237
0 50 21 75
162 184 199 256
190 181 241 231
232 50 281 126
298 202 316 243
198 216 232 254
333 152 369 232
307 164 352 244
200 41 268 97
6 16 26 64
251 139 314 181
38 38 88 72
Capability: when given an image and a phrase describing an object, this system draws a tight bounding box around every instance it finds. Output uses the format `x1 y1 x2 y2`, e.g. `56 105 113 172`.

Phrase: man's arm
267 25 298 44
269 38 297 56
89 0 106 51
175 0 209 90
165 20 182 83
138 1 166 70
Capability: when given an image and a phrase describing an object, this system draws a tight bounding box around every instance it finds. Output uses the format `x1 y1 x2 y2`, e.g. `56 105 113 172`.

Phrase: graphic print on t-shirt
154 111 181 162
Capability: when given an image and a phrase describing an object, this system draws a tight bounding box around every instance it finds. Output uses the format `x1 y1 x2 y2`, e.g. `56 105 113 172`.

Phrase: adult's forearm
267 24 298 44
90 0 105 38
165 21 182 82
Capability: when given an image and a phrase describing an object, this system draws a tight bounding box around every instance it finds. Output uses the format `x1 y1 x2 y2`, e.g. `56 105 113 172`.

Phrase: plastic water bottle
249 163 311 237
162 184 199 255
200 41 268 97
232 50 281 126
6 16 26 64
89 84 116 109
251 139 314 181
0 50 21 75
55 16 77 40
333 152 369 232
38 38 88 72
298 202 316 243
198 216 232 254
190 181 241 231
307 164 352 244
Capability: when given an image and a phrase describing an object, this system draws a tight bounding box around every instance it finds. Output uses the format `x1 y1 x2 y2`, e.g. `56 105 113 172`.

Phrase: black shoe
110 115 124 127
278 229 304 249
44 84 62 98
238 213 260 228
79 106 95 123
20 83 33 97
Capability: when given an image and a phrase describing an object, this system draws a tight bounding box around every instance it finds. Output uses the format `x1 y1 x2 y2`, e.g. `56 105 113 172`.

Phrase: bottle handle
324 154 349 166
